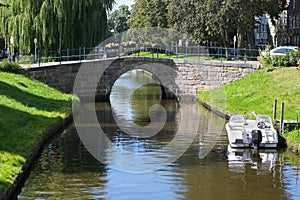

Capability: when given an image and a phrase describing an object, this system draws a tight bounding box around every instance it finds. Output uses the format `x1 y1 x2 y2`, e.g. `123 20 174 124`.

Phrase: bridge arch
94 57 179 102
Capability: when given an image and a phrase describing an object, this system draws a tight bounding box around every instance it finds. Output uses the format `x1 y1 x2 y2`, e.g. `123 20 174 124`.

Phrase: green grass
0 72 75 196
198 67 300 120
129 51 213 60
283 129 300 154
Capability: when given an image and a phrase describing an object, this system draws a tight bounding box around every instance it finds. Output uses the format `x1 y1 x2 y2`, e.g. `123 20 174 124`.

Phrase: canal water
18 70 300 200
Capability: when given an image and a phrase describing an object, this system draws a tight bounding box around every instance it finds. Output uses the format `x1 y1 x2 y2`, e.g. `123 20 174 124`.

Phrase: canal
18 70 300 200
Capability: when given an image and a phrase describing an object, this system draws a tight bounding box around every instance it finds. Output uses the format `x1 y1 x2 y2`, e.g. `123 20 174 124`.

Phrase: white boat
225 114 278 149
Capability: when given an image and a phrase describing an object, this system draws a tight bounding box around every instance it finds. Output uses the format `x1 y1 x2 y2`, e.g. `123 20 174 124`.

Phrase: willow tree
0 0 114 54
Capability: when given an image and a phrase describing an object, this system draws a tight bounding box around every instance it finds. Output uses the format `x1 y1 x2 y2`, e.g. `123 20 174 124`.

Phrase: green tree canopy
129 0 168 28
0 0 114 54
107 5 131 37
168 0 287 48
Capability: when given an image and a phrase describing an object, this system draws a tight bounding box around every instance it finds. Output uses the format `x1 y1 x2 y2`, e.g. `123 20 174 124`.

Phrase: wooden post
273 99 277 121
280 102 284 134
297 113 299 136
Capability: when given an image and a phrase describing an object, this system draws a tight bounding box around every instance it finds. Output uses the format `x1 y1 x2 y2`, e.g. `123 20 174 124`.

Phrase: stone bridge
22 57 258 102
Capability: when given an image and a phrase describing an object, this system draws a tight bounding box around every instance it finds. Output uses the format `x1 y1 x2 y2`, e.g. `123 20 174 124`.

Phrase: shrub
259 46 272 65
259 47 300 67
271 55 283 67
0 61 21 73
287 51 300 66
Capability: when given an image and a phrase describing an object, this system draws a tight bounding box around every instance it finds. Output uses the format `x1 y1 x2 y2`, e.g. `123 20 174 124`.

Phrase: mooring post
297 113 299 136
273 99 277 121
280 102 285 134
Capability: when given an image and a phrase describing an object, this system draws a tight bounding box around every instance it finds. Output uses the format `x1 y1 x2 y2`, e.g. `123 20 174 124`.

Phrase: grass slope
198 67 300 120
0 72 74 196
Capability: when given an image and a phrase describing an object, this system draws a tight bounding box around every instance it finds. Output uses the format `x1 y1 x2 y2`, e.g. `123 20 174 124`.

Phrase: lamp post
34 37 37 63
10 35 14 62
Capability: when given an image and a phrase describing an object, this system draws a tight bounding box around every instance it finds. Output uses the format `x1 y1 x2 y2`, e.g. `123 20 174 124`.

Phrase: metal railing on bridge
15 44 260 67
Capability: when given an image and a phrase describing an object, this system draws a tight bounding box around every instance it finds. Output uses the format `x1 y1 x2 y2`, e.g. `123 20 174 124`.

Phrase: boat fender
251 130 262 149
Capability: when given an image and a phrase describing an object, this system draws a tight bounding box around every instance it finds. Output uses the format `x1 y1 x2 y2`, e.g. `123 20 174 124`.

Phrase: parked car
261 46 298 57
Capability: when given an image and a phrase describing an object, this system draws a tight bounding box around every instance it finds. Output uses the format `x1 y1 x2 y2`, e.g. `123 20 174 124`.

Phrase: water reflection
227 146 278 174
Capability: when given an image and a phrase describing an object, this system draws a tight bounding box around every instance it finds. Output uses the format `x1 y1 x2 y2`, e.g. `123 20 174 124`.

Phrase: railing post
79 47 81 62
67 48 69 61
280 102 285 134
176 43 178 59
138 42 140 57
38 50 41 67
83 47 86 60
244 48 246 64
198 45 200 61
186 45 188 59
98 46 101 59
59 49 62 64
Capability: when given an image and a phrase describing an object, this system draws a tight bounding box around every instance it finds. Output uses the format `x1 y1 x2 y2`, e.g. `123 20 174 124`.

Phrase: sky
113 0 134 10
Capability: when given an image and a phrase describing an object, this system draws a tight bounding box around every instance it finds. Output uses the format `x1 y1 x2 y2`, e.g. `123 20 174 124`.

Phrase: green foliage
0 0 114 54
259 46 272 65
271 55 284 67
107 5 131 37
130 0 168 28
0 72 75 196
0 61 21 73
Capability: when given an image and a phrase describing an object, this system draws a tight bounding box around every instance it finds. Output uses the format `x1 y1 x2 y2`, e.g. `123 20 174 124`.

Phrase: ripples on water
18 70 300 200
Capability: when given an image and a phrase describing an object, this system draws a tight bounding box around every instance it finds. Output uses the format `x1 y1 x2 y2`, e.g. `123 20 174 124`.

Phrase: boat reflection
227 145 278 174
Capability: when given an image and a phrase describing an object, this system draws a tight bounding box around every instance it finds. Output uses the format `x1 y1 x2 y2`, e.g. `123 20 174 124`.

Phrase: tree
107 5 131 37
168 0 287 48
130 0 168 28
0 0 115 54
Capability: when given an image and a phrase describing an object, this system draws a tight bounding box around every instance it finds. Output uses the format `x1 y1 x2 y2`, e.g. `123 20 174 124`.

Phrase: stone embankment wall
22 58 258 101
174 60 257 99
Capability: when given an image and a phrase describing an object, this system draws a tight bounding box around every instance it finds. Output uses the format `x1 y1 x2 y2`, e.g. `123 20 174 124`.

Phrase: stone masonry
21 57 258 102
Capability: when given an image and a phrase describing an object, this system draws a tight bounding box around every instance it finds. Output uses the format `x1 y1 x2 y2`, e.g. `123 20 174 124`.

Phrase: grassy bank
198 67 300 152
0 71 74 197
198 67 300 120
130 51 213 60
284 130 300 154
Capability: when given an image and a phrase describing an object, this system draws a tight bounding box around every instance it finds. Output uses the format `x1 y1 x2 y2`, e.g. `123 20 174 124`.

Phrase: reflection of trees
130 70 156 85
131 83 162 126
20 129 108 199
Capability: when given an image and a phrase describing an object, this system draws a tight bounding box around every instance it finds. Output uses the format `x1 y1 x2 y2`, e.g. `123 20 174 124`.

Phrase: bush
288 51 300 66
0 61 21 73
271 55 283 67
259 46 272 65
259 47 300 67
